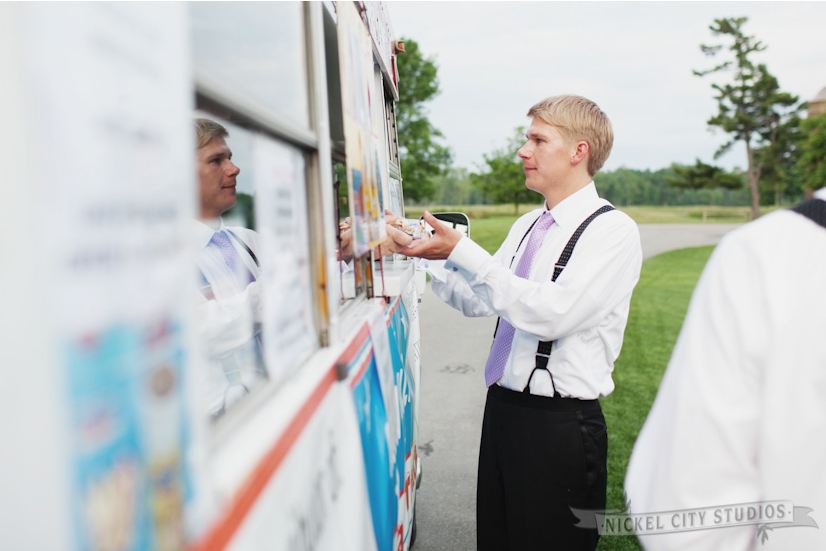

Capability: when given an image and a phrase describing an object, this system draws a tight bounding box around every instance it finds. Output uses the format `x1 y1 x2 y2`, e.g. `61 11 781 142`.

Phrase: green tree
434 167 486 205
396 38 452 203
595 168 656 206
594 166 750 206
665 160 744 191
694 17 801 218
471 127 536 213
224 192 256 228
795 111 826 194
754 111 804 205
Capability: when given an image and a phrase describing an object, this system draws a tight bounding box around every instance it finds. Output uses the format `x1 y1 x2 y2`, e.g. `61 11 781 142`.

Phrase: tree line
396 18 826 214
416 164 753 209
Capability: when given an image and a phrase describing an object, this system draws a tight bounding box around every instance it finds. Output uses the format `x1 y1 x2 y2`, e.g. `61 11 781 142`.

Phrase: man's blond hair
527 95 613 176
195 117 228 149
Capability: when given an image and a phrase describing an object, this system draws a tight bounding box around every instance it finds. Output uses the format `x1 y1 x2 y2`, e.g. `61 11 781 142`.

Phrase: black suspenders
510 215 542 268
791 198 826 229
521 205 616 395
225 228 260 267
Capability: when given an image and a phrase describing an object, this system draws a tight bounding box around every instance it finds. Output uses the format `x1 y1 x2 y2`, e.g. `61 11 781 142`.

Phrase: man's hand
381 225 414 255
378 209 413 256
398 211 462 260
337 217 354 262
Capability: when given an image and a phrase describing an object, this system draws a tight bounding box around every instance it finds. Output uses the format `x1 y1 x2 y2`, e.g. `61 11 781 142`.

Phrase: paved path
412 223 740 550
637 224 740 259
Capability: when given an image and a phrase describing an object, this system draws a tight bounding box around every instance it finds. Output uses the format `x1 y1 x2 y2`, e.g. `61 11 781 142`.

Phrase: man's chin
219 200 237 215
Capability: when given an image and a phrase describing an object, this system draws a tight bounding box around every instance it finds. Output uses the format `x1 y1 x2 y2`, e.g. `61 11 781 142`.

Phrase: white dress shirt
193 218 264 416
625 188 826 550
427 182 642 399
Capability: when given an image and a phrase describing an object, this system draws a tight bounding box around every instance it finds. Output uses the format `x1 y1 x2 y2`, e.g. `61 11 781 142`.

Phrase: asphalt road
412 223 740 551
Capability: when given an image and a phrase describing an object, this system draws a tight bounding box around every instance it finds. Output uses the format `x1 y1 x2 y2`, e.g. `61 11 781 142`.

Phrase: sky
387 2 826 173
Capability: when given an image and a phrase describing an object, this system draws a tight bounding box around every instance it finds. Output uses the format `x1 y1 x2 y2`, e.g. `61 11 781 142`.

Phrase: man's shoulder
566 202 641 261
225 226 260 249
721 207 826 254
587 201 639 237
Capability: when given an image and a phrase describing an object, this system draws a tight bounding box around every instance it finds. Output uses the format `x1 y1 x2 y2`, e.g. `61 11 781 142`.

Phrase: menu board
372 65 392 216
252 135 317 382
336 0 386 257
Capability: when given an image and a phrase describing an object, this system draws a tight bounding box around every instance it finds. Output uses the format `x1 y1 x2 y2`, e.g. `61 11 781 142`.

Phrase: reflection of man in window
194 118 265 418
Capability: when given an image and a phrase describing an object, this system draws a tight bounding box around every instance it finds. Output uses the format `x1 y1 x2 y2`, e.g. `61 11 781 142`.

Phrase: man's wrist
445 236 490 275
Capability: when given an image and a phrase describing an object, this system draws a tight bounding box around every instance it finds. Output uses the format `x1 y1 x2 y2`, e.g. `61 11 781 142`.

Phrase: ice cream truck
1 2 423 550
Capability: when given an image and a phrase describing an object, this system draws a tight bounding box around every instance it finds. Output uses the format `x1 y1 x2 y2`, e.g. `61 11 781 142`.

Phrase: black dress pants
477 384 607 551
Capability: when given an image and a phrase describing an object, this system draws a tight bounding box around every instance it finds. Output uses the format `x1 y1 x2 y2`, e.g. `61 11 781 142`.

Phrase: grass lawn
597 245 715 550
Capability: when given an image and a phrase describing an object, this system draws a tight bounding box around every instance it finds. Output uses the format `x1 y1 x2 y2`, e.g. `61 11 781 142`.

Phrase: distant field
406 204 772 225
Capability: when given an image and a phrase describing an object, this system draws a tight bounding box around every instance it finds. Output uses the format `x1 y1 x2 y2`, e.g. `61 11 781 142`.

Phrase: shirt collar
547 181 601 229
193 217 225 248
814 187 826 201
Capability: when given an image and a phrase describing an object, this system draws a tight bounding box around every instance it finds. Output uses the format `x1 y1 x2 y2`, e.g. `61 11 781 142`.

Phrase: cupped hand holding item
337 217 354 262
396 211 460 260
381 209 425 255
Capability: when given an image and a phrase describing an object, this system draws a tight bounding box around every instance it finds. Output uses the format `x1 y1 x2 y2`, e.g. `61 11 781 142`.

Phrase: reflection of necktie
210 230 255 284
484 211 555 387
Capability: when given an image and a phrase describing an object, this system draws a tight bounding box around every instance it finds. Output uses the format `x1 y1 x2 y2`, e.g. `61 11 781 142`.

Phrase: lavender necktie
484 211 555 387
210 230 255 284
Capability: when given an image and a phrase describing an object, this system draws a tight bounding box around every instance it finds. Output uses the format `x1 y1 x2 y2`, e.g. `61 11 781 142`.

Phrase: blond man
400 95 642 550
193 118 265 418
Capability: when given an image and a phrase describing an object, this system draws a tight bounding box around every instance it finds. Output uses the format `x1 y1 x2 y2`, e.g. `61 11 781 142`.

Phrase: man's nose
227 161 240 176
517 142 531 159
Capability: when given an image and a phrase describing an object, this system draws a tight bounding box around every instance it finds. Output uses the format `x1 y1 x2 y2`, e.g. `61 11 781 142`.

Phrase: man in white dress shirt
194 118 265 418
400 95 642 550
625 190 826 550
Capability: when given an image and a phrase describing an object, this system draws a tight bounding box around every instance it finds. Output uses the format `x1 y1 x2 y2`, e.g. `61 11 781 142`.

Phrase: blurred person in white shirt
626 190 826 550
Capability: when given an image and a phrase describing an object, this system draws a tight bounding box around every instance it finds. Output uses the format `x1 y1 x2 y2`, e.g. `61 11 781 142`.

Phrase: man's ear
570 141 589 167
